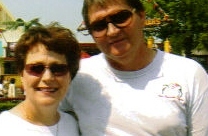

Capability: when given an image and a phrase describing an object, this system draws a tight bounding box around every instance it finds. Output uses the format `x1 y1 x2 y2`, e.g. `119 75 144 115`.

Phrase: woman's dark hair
15 23 81 79
82 0 145 29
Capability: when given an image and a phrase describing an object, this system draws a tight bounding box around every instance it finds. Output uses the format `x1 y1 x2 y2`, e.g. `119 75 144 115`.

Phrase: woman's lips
36 88 58 92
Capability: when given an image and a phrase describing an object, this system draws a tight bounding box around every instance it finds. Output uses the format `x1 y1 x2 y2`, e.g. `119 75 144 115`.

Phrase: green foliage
0 18 43 31
0 101 20 112
144 0 208 55
197 33 208 50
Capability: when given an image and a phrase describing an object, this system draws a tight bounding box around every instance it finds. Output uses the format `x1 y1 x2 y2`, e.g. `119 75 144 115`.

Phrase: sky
0 0 94 43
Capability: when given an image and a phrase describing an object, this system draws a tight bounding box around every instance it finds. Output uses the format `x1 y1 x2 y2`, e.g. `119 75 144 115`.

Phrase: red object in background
81 51 91 59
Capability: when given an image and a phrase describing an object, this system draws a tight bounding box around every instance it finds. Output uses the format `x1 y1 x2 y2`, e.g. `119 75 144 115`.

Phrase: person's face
21 43 71 106
88 1 145 61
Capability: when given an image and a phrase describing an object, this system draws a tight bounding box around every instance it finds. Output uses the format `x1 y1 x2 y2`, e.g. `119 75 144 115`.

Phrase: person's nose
41 68 55 80
106 23 120 37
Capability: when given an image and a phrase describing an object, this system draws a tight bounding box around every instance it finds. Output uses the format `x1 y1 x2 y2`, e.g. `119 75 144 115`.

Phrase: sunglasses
88 9 135 37
25 64 69 77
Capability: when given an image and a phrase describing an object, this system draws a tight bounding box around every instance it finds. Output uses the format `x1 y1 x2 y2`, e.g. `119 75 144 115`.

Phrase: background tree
142 0 208 56
0 18 42 31
0 18 43 44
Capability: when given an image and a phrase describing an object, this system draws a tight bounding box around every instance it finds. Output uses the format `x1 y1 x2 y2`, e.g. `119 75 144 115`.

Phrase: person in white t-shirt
59 0 208 135
0 24 81 136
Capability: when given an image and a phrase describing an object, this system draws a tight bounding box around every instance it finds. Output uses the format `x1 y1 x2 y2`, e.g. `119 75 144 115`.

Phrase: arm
188 65 208 136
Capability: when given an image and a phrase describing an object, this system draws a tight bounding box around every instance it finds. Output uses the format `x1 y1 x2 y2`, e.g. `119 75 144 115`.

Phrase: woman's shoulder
0 111 16 127
0 111 10 119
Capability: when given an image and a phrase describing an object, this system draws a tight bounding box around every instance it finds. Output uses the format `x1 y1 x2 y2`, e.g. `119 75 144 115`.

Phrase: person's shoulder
0 112 8 133
0 111 11 126
59 111 80 136
0 110 9 118
59 111 77 123
159 50 206 74
164 51 201 66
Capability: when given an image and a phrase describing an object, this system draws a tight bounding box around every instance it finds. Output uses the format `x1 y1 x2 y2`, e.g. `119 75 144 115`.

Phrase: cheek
93 38 108 52
93 36 106 45
21 73 38 91
61 78 71 88
59 74 71 88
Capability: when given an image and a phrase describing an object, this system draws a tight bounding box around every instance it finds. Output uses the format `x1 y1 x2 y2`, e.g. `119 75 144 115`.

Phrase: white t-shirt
0 111 79 136
60 50 208 136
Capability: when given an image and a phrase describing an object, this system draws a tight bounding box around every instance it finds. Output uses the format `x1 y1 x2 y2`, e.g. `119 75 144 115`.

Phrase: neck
10 101 60 126
107 47 156 71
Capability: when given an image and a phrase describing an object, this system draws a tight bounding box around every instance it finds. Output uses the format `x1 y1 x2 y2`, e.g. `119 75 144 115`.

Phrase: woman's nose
41 68 55 80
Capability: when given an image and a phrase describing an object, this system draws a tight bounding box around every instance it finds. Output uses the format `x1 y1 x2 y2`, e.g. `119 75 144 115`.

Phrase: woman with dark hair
0 24 81 136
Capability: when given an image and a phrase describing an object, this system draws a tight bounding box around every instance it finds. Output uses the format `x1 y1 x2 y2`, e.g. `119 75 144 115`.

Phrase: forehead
88 0 130 21
89 0 129 11
25 43 67 64
93 0 127 6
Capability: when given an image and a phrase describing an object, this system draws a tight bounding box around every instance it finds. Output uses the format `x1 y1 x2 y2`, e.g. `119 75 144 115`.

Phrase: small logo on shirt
159 83 183 100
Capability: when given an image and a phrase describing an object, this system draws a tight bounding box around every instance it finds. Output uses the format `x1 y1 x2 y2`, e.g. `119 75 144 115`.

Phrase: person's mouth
109 38 125 45
36 87 58 92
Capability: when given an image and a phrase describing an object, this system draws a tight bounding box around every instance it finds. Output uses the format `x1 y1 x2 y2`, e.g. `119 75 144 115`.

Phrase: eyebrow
90 9 129 24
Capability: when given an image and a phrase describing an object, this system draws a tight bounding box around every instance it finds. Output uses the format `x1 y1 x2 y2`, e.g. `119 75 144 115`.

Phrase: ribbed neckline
105 49 164 79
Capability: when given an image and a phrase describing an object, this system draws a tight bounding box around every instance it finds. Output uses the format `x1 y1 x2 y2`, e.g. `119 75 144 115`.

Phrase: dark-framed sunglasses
88 8 136 37
25 64 69 77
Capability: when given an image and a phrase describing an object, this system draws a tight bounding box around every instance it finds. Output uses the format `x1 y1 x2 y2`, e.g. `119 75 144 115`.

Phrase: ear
136 11 146 28
138 11 146 22
140 11 146 16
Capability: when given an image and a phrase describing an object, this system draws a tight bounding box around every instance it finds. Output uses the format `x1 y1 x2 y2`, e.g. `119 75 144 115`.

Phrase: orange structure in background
164 38 171 53
147 36 154 49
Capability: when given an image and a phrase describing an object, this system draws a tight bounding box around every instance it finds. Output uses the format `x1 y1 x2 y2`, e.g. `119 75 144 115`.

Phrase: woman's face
21 43 71 106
